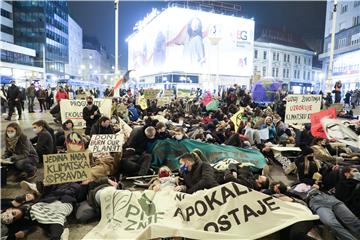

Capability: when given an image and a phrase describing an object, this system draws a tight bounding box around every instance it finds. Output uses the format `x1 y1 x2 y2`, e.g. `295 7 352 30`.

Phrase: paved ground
2 104 359 239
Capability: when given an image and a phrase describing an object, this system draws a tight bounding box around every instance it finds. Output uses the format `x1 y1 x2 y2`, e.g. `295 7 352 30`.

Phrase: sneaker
284 162 297 175
20 180 39 195
61 228 69 240
4 117 11 121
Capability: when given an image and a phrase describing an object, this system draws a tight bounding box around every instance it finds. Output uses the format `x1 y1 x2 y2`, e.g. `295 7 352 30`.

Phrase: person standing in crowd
26 83 36 113
1 85 8 114
46 86 54 110
55 86 68 103
36 86 47 113
83 96 101 135
19 87 26 112
5 80 22 121
334 80 342 103
31 120 55 164
2 123 38 181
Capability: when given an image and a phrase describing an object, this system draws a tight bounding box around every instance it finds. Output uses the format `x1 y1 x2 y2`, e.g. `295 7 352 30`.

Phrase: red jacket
55 91 68 102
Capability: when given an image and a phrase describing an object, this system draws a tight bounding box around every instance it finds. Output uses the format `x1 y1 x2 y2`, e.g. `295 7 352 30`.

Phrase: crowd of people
1 82 360 240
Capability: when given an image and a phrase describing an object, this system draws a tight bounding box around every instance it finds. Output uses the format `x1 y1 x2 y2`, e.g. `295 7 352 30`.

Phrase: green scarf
7 136 19 153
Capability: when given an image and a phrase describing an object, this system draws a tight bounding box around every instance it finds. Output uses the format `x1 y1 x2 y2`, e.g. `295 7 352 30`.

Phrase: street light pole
326 0 337 93
114 0 120 97
43 44 46 85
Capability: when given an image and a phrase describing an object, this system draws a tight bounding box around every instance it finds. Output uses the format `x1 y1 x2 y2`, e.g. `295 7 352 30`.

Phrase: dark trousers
8 100 22 118
38 99 46 111
41 223 64 240
335 91 341 103
28 96 35 112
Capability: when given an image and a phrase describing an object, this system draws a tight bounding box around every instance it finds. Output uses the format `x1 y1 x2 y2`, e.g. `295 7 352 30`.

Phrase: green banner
151 139 267 170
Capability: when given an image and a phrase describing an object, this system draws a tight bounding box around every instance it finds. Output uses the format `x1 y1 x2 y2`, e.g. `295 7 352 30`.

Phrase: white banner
83 183 318 240
88 134 124 153
60 99 112 129
285 95 322 124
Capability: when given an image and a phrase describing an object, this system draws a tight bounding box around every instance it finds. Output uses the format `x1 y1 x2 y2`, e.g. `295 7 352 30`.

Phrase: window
286 69 289 78
276 53 279 61
339 21 346 31
307 72 310 80
338 38 347 48
275 68 279 77
341 4 348 14
294 70 297 79
355 1 360 7
303 71 306 80
1 9 12 19
351 33 360 45
283 69 286 78
297 71 300 79
254 66 258 72
295 56 297 64
273 52 276 61
353 16 360 26
272 67 275 77
254 50 258 59
262 66 266 76
263 51 267 60
283 54 286 62
287 54 290 62
1 24 12 35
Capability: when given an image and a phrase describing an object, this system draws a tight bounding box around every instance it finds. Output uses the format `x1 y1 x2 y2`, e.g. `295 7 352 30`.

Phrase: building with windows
64 15 82 80
13 0 69 82
319 0 360 92
253 27 315 94
0 0 43 87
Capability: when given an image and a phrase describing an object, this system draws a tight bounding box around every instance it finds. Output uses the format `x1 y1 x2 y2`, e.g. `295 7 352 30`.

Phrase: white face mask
175 135 183 140
7 132 16 138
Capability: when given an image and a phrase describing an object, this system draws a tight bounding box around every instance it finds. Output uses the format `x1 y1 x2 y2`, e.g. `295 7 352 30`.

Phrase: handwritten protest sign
310 108 337 138
144 89 160 100
43 152 91 185
230 108 245 133
88 134 124 153
60 99 112 129
83 183 318 240
164 89 173 98
157 97 171 107
285 94 321 124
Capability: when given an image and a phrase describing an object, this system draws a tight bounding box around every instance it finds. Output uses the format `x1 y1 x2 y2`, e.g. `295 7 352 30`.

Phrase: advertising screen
128 7 254 77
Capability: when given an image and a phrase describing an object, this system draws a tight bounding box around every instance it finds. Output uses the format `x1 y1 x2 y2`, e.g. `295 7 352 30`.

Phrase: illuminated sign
128 7 255 77
333 50 360 76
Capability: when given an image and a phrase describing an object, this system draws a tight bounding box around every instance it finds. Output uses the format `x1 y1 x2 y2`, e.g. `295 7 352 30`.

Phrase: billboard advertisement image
128 7 255 77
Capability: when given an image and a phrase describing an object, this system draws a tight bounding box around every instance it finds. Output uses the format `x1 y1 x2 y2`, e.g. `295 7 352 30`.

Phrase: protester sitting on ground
89 116 115 137
31 120 55 164
83 96 101 135
55 119 74 148
155 122 171 140
260 116 277 142
175 152 219 194
311 137 344 164
125 119 157 154
148 166 178 191
2 123 38 181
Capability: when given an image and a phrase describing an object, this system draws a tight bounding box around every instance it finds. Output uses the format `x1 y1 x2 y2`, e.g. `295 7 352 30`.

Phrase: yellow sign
230 108 245 133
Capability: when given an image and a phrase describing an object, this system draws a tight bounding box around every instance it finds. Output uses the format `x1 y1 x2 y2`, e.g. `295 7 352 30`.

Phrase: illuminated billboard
128 7 254 77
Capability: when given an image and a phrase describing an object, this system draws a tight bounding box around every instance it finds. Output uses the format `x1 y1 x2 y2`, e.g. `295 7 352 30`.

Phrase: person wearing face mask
32 120 54 164
260 116 277 143
5 80 22 121
1 123 38 181
175 152 219 194
90 116 114 137
83 96 101 135
335 167 360 216
173 127 186 141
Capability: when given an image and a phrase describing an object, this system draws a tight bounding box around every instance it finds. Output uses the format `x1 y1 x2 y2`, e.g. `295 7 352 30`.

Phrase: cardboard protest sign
285 94 322 124
60 99 112 129
157 97 171 107
83 183 318 240
137 95 148 110
43 152 91 185
144 89 160 100
310 108 336 138
88 134 124 153
321 118 360 149
177 89 192 98
230 108 245 133
258 128 269 140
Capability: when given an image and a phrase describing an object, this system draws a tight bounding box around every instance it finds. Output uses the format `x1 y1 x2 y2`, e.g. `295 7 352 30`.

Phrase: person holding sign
83 96 101 135
2 123 38 182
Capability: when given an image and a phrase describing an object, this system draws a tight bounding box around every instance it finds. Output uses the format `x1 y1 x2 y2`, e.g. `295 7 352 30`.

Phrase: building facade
0 0 43 87
13 0 69 81
319 0 360 92
64 15 82 79
253 28 315 94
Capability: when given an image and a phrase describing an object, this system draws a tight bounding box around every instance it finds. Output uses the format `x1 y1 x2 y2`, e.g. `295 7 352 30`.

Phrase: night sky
69 1 326 68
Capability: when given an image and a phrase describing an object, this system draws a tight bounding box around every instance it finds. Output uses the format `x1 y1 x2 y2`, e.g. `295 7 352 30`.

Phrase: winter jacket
26 86 36 98
37 89 47 100
4 135 39 164
7 85 21 101
182 161 219 194
55 90 68 102
34 129 54 162
335 178 360 216
83 105 101 135
89 120 115 137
